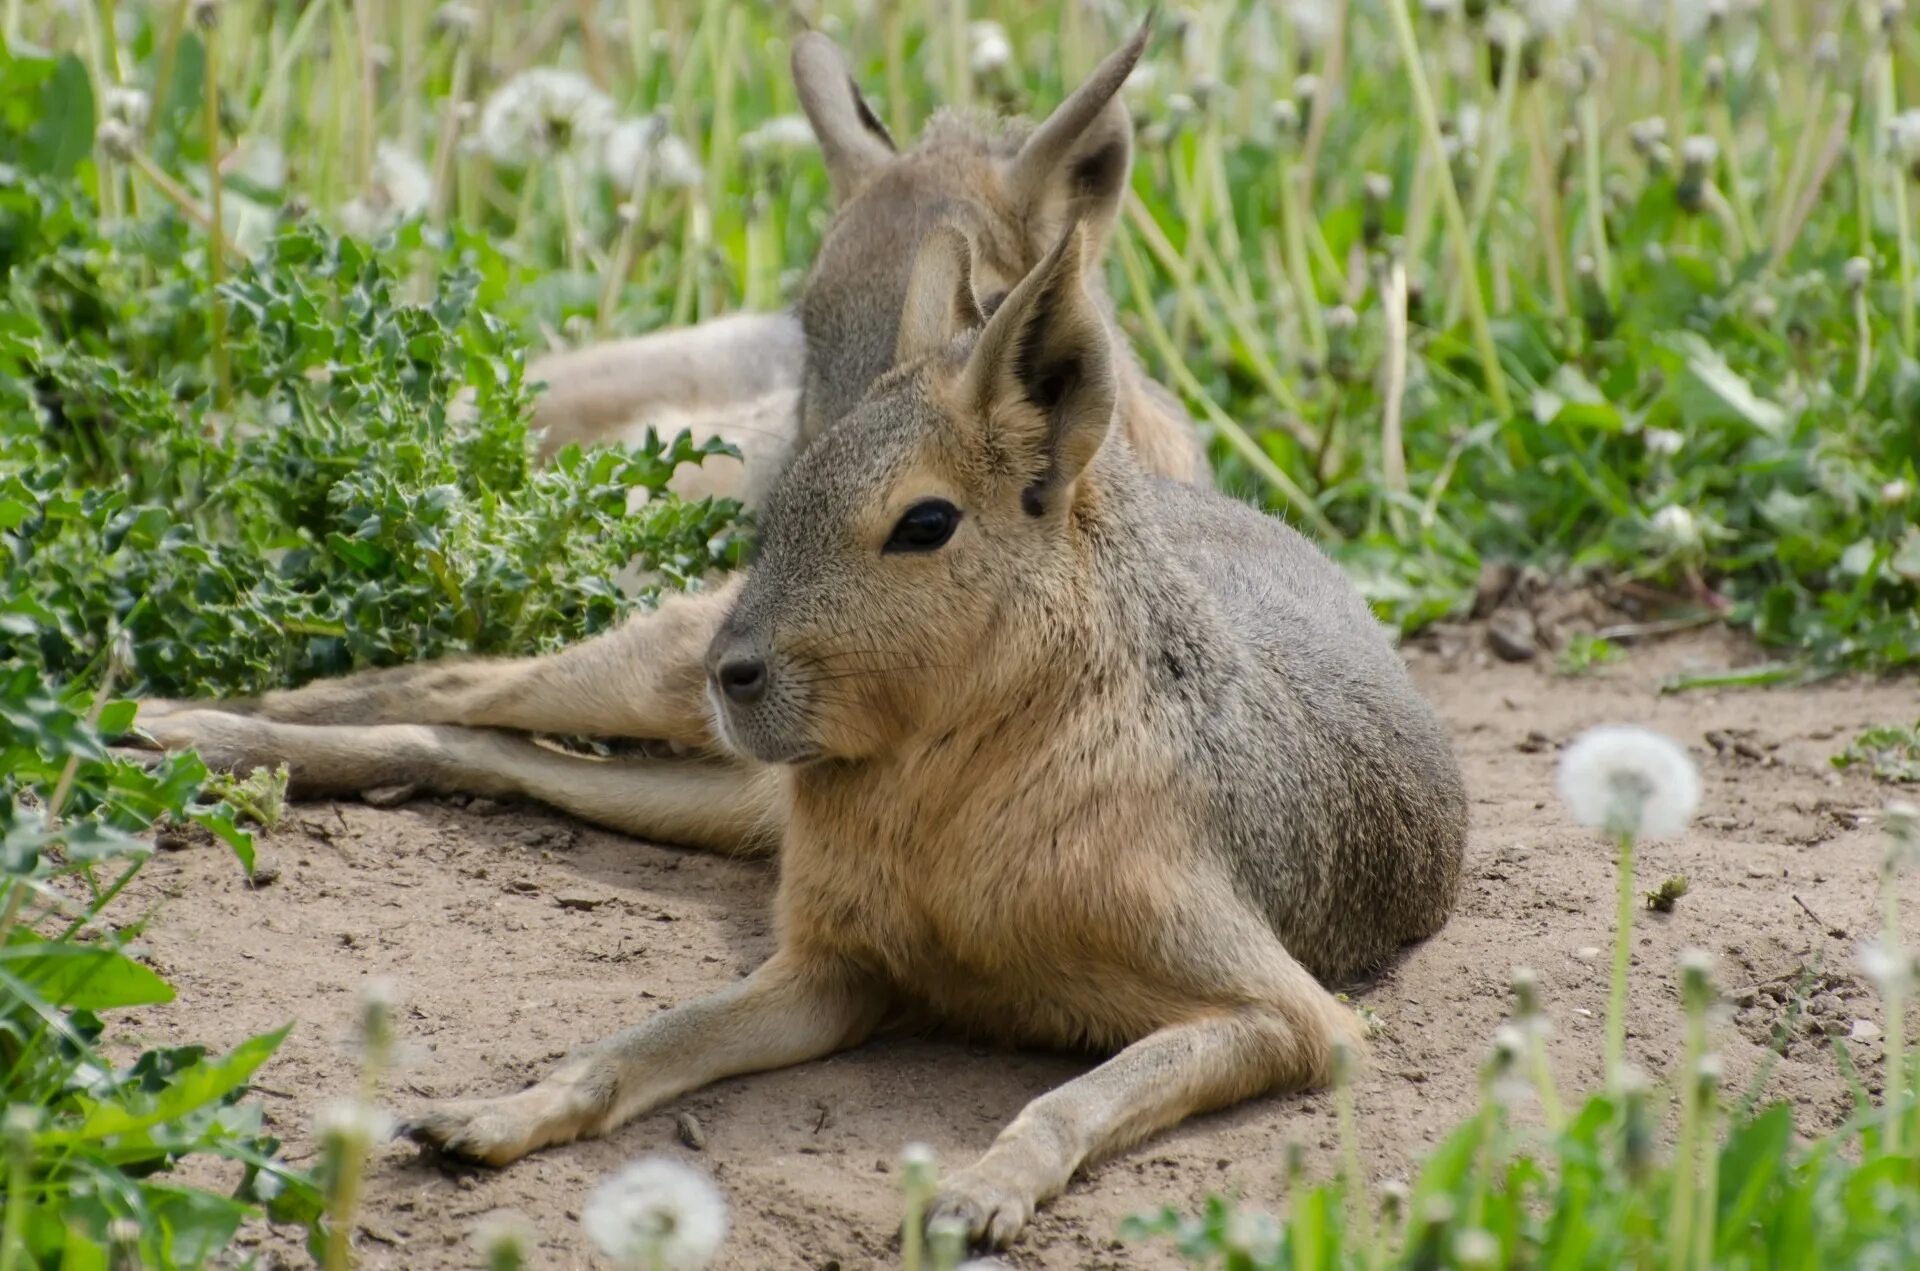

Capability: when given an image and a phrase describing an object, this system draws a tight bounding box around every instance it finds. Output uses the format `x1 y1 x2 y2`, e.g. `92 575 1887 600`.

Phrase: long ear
961 224 1115 515
896 226 986 364
999 16 1150 249
791 32 896 201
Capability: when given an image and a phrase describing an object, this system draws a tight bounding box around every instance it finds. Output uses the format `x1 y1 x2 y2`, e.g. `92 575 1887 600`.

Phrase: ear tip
790 31 843 76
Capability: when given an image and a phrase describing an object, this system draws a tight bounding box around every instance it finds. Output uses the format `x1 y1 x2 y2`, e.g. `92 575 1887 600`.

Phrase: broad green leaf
2 939 175 1010
26 54 93 178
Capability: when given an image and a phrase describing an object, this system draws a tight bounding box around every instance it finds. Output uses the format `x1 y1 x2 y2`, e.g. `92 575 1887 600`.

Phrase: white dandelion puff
478 67 615 167
470 1209 538 1266
1557 725 1700 839
1283 0 1339 49
314 1099 394 1148
969 20 1013 76
1643 427 1684 457
339 143 431 238
1520 0 1580 39
1889 110 1920 175
605 117 704 195
739 114 815 159
582 1157 728 1270
1650 503 1700 550
96 119 138 162
1859 939 1914 997
105 86 150 129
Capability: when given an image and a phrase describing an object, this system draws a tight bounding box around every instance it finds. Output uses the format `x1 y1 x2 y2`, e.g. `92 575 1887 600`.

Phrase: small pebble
1851 1019 1883 1043
1573 945 1602 961
675 1111 706 1151
361 784 417 808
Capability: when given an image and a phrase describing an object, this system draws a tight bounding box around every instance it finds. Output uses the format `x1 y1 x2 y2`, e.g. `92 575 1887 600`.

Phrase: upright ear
961 224 1116 515
999 16 1150 251
896 226 986 364
791 32 896 202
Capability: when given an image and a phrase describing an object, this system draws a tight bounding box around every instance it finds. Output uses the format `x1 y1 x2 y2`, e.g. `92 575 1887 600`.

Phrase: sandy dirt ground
115 628 1918 1269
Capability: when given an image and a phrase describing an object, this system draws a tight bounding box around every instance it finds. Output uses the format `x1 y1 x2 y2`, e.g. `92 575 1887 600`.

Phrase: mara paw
398 1097 548 1168
399 1084 589 1167
927 1169 1037 1250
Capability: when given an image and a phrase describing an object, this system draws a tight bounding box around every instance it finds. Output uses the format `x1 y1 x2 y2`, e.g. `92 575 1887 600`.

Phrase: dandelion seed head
1519 0 1579 40
1650 503 1701 551
1680 134 1719 169
340 144 431 238
1846 255 1872 290
1858 939 1913 997
969 20 1013 76
314 1099 394 1147
1557 725 1700 839
739 114 815 160
1882 480 1913 505
1888 110 1920 174
433 3 479 40
470 1209 538 1264
97 119 138 162
1643 427 1684 457
479 68 615 167
606 117 703 195
106 87 150 129
1455 1228 1501 1269
1223 1209 1281 1257
1283 0 1340 49
582 1157 728 1270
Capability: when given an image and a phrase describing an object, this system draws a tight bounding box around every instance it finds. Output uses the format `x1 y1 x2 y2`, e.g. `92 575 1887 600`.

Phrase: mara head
787 19 1148 442
706 224 1119 765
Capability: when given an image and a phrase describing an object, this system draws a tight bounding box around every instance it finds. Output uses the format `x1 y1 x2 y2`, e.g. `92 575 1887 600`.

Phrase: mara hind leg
931 955 1362 1248
525 311 804 458
401 946 886 1165
139 579 741 751
128 710 783 856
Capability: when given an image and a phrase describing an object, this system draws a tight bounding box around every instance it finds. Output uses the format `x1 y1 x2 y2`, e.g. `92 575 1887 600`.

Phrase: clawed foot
117 706 280 773
927 1166 1039 1250
398 1085 590 1168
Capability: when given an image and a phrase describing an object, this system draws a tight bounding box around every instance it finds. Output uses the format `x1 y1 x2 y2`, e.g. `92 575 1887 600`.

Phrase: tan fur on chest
776 708 1212 1050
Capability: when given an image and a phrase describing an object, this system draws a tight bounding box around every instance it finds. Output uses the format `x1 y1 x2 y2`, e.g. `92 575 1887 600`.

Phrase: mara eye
884 499 962 553
980 290 1009 316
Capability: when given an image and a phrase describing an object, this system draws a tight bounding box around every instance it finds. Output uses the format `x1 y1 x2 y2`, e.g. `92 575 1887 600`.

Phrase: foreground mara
129 23 1208 830
398 224 1468 1248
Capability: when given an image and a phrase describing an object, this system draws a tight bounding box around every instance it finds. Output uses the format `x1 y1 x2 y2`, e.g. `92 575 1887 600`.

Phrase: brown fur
122 28 1468 1250
135 23 1197 780
395 225 1464 1249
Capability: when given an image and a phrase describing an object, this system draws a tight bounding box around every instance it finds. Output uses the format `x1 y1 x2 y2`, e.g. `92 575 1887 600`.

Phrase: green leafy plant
0 664 324 1267
1122 751 1920 1270
1834 722 1920 784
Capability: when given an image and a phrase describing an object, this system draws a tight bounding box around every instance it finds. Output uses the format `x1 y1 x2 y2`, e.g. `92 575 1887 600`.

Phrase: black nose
716 656 768 705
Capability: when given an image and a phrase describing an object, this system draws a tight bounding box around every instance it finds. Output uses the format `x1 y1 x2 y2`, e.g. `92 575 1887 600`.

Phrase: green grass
2 0 1919 1267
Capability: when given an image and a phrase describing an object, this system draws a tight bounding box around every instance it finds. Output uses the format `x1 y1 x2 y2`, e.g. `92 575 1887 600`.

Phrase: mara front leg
931 983 1364 1248
126 711 785 855
525 311 803 458
138 579 741 751
402 948 886 1165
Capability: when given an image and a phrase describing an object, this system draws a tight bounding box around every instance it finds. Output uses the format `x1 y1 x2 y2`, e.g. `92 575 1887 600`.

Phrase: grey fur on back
1086 451 1467 982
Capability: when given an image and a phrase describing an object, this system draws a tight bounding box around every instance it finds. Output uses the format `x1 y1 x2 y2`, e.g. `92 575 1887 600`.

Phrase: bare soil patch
119 630 1917 1269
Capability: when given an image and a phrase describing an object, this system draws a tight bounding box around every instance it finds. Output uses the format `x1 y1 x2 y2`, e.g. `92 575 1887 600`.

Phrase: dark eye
980 290 1008 316
884 499 961 553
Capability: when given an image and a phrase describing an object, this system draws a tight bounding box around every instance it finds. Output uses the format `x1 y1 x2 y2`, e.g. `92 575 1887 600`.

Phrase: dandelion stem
144 0 191 144
1607 829 1635 1083
1578 90 1615 301
1854 278 1875 402
1668 985 1707 1270
1384 0 1511 417
1114 231 1336 536
202 13 230 412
